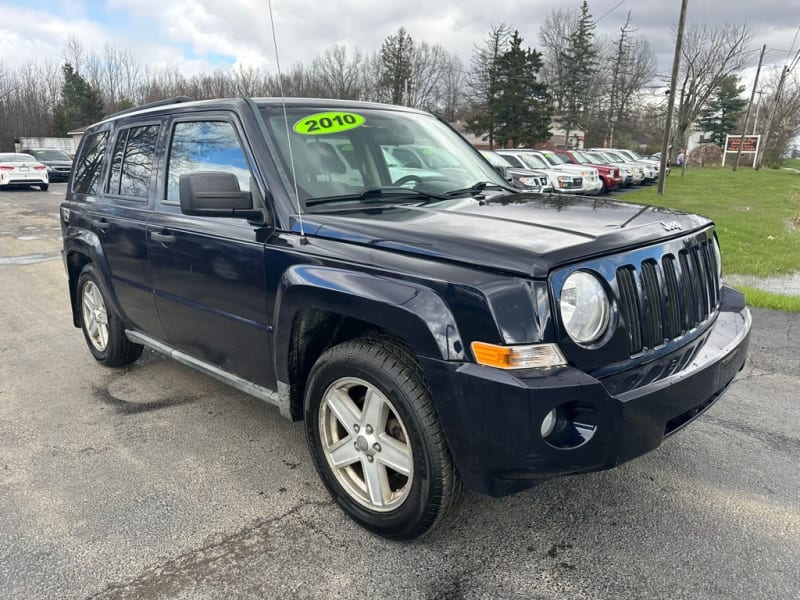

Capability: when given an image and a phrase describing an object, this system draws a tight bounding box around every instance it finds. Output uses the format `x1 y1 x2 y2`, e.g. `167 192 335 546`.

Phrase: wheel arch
64 232 119 328
274 265 466 421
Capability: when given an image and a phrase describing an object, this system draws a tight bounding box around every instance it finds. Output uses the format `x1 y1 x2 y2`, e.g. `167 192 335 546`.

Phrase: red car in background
554 149 624 194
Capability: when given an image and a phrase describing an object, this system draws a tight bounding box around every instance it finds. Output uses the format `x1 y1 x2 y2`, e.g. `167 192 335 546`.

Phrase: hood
298 193 712 278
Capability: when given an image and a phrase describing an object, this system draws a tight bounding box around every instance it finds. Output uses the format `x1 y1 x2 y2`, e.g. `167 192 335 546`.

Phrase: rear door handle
151 231 176 244
92 218 110 232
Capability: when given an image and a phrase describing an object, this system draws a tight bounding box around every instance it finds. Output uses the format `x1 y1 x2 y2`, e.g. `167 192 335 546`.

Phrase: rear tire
39 183 49 191
304 336 459 540
77 264 143 367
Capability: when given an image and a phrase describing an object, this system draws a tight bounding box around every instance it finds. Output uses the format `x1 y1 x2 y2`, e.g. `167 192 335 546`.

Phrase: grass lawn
620 166 800 311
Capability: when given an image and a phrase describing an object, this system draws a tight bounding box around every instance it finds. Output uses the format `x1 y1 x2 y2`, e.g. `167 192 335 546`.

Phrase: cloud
2 0 798 80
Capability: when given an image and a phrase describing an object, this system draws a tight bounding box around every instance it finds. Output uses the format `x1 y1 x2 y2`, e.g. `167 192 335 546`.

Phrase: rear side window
72 131 109 195
165 121 250 203
107 124 160 199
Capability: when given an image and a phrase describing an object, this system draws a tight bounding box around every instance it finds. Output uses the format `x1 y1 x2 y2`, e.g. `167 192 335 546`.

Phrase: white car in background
609 148 670 177
480 150 551 193
591 148 658 183
579 150 636 186
0 153 49 191
591 150 647 185
496 150 585 194
528 150 603 194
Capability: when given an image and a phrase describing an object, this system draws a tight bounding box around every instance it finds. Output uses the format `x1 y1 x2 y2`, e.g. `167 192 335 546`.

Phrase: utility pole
752 90 764 133
734 44 766 171
755 64 789 170
658 0 688 196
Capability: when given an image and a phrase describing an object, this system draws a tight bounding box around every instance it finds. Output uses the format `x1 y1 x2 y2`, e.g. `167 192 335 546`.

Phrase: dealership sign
721 134 761 167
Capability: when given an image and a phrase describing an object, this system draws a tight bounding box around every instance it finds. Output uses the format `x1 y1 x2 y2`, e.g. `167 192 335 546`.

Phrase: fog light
540 408 557 438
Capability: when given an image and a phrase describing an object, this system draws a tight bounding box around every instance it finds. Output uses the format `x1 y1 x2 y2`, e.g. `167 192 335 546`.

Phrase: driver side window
165 120 251 203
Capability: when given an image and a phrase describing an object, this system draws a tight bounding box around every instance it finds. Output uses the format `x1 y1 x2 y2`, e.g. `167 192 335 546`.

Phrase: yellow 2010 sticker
293 111 365 135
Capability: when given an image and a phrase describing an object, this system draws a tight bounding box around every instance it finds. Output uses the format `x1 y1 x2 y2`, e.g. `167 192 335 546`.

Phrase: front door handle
151 231 176 244
92 218 110 232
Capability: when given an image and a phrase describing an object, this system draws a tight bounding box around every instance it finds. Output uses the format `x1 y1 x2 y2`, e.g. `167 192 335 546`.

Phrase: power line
596 0 626 24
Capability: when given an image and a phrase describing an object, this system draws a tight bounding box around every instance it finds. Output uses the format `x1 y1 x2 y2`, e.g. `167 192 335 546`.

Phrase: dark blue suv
60 97 751 539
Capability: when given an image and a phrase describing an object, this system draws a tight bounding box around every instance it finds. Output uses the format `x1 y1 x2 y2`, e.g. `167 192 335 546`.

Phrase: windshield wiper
306 187 448 207
444 181 516 197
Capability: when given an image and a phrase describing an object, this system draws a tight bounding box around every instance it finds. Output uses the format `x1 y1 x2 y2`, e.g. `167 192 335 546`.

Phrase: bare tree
602 13 656 146
538 9 578 116
406 41 448 110
757 69 800 164
63 35 85 76
438 54 466 121
673 23 752 159
312 45 363 99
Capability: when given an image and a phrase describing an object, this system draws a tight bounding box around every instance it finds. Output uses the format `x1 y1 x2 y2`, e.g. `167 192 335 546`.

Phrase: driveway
1 185 798 599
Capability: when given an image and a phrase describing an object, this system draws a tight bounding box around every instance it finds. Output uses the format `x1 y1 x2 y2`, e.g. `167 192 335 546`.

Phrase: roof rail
108 96 195 119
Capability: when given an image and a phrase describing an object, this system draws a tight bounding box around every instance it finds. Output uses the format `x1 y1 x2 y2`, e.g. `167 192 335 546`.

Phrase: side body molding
273 265 466 382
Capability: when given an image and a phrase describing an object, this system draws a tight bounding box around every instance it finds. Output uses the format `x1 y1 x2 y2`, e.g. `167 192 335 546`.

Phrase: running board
125 330 291 418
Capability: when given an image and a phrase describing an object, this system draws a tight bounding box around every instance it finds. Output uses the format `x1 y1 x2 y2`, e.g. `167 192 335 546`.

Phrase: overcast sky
1 0 798 85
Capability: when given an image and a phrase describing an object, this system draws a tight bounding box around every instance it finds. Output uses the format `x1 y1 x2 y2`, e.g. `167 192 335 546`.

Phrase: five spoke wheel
81 280 109 352
319 377 413 511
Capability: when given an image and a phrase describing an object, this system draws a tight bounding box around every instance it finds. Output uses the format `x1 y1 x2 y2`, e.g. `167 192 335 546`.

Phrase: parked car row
475 146 665 196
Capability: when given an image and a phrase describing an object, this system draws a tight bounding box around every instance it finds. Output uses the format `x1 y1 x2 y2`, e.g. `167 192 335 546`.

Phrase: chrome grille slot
613 234 720 358
640 260 664 349
616 266 642 355
662 254 683 339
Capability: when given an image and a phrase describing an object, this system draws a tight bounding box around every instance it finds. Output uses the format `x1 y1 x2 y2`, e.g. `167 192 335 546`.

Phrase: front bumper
421 286 751 497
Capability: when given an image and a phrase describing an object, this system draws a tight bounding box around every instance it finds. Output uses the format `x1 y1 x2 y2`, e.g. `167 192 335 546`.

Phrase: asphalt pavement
1 184 798 599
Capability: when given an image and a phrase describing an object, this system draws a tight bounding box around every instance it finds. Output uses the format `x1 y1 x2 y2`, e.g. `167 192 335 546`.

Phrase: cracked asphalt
1 185 799 599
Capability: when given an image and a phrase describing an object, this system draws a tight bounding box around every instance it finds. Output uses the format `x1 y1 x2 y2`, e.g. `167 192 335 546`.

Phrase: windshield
516 154 549 169
30 149 71 161
540 151 570 165
584 152 608 164
480 151 511 168
602 151 625 162
259 105 507 210
570 151 591 164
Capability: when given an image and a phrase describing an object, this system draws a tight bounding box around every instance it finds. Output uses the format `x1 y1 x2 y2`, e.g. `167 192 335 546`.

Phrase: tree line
0 2 797 163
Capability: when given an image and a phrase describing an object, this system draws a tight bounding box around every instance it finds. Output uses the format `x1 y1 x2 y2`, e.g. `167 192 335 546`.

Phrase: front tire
77 264 143 367
304 337 459 540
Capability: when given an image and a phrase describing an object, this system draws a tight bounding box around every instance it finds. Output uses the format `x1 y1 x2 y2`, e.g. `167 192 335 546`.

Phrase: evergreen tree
559 1 597 144
492 32 551 147
379 27 415 105
53 63 104 135
465 24 512 148
698 74 748 146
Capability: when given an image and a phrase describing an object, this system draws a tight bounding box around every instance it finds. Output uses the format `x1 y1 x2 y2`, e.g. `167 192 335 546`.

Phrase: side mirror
179 171 263 219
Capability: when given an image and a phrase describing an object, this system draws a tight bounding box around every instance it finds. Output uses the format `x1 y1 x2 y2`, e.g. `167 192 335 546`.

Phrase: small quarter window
72 131 109 195
166 121 251 203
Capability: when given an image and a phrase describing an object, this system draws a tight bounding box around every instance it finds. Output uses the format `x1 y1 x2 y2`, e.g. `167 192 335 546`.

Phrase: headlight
559 271 610 344
517 176 539 187
557 176 573 184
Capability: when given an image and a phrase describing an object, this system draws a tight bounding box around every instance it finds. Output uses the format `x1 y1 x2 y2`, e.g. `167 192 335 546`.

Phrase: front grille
616 238 720 356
